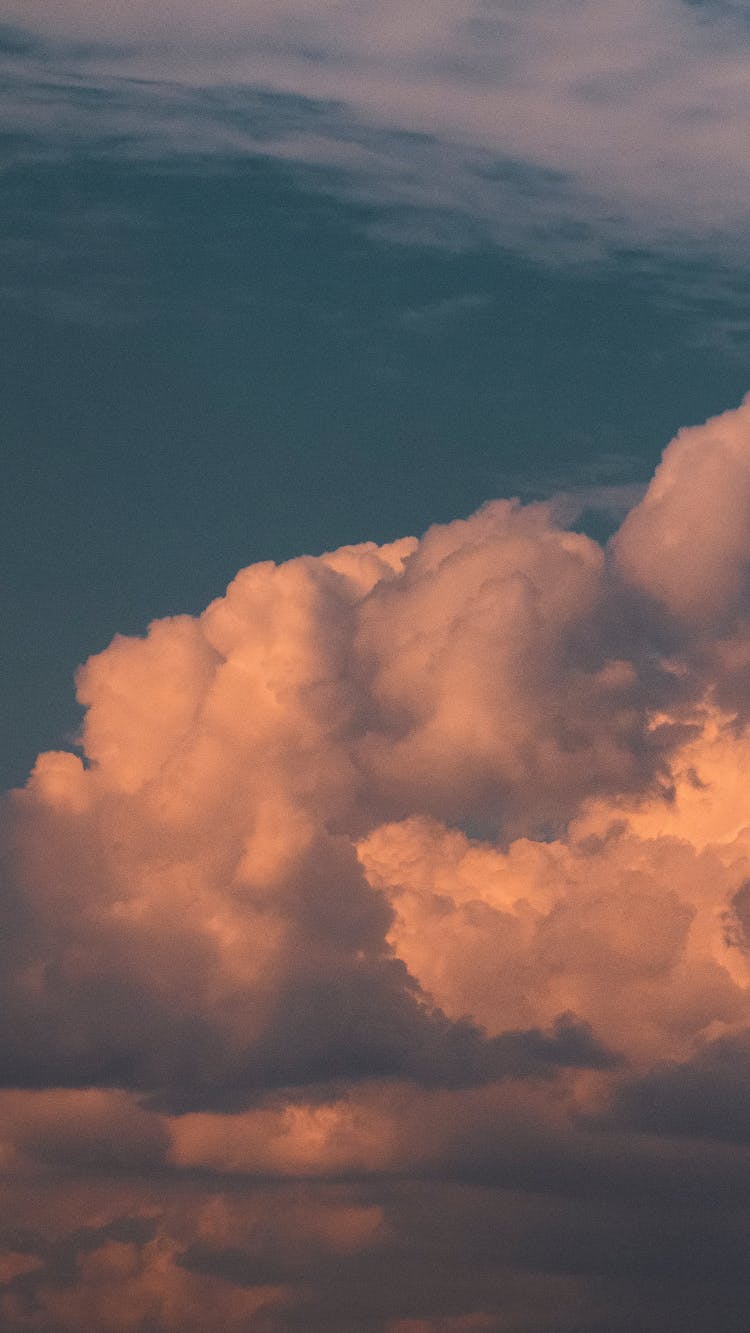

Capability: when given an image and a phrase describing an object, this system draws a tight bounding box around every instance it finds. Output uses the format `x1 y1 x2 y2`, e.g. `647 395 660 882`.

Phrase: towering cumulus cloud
4 399 750 1330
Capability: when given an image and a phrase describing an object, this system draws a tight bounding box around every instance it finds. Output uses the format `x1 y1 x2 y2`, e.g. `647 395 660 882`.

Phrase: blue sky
3 0 750 786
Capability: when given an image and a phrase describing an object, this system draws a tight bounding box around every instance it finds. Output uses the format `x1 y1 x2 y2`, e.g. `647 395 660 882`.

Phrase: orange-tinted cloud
5 398 750 1327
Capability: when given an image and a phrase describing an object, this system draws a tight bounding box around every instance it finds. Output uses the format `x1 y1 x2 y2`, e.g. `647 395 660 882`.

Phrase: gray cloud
607 1029 750 1144
4 1 750 261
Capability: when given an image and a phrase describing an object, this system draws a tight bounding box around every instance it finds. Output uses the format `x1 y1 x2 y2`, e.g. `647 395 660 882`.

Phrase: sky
4 2 750 1330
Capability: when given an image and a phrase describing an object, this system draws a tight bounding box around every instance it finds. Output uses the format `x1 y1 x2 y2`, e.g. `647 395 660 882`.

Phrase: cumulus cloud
7 396 750 1326
5 1 750 257
1 507 627 1111
613 393 750 625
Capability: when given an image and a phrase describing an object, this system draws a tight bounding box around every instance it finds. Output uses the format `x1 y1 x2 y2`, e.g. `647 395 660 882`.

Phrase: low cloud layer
5 0 750 258
5 397 750 1327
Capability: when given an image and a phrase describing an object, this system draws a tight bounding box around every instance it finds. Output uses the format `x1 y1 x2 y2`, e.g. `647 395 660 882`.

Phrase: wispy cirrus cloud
3 0 750 259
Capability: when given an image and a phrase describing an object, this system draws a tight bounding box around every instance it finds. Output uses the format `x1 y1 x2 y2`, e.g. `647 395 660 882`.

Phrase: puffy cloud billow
5 399 750 1328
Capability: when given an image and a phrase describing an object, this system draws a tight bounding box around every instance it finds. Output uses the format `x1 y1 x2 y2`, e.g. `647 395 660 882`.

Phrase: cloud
6 395 750 1325
1 507 629 1111
4 1 750 258
607 1028 750 1143
613 393 750 625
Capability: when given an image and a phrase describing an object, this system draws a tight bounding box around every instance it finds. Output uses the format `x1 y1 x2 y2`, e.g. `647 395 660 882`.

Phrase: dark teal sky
3 9 750 787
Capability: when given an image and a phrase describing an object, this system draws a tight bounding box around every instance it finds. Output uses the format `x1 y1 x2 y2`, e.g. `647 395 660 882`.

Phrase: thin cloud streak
4 0 750 258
